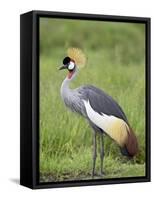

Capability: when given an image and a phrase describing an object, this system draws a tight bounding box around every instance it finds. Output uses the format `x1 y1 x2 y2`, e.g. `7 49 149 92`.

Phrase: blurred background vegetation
39 17 145 182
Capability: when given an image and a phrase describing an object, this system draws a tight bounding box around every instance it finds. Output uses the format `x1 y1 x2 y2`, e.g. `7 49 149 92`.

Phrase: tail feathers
121 126 138 157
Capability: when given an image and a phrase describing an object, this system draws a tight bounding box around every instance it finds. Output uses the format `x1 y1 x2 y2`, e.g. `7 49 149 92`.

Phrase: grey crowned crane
59 48 138 177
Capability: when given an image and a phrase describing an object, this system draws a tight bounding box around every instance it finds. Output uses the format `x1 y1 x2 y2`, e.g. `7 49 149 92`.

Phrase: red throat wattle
67 71 74 79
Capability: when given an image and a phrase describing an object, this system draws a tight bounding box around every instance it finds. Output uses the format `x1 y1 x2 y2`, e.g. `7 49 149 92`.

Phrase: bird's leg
100 134 105 176
92 131 97 178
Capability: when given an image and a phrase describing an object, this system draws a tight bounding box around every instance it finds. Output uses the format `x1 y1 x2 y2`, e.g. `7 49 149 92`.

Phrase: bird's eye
68 61 75 70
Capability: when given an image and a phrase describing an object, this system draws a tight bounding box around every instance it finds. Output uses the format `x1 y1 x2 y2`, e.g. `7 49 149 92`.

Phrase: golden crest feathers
67 48 86 68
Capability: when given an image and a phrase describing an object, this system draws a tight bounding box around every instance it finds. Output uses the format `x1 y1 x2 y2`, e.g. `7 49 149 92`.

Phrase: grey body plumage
61 77 128 130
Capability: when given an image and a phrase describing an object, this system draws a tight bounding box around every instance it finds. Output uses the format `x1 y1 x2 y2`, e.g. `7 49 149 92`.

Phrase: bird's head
59 48 86 80
59 56 77 79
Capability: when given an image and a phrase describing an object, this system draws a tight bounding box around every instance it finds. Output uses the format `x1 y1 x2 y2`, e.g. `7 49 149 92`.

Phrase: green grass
39 18 145 182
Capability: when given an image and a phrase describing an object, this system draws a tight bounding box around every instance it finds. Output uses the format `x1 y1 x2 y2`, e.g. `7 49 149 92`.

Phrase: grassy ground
39 18 145 182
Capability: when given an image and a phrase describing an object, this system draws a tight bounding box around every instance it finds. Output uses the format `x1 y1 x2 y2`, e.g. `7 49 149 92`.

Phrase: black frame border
20 10 151 189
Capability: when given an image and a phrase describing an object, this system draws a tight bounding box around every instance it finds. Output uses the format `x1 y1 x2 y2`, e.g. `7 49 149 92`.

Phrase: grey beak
59 65 67 70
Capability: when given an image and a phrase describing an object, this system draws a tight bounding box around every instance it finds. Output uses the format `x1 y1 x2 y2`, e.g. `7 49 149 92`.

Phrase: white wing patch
83 100 129 146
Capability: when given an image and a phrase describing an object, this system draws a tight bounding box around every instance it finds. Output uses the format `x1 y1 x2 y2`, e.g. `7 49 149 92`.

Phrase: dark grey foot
92 171 105 178
92 171 96 178
92 171 100 178
100 170 105 176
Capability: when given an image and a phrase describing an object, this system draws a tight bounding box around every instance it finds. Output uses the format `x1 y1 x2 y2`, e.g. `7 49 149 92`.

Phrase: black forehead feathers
63 57 71 65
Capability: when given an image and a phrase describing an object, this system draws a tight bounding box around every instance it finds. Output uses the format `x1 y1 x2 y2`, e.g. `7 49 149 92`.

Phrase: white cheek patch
68 61 75 70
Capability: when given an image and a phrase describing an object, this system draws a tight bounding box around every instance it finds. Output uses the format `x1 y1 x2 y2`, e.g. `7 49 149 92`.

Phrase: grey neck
60 69 78 100
60 78 71 95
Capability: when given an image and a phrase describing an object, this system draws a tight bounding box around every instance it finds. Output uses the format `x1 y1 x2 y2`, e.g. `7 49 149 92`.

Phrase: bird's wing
76 85 128 123
82 99 138 157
